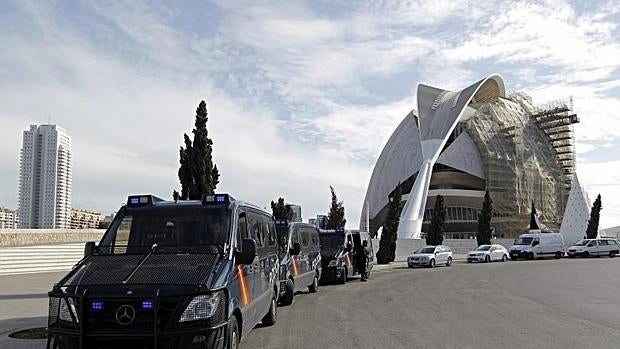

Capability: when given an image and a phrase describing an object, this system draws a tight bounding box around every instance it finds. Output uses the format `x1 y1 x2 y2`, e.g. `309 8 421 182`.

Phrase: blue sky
1 0 619 229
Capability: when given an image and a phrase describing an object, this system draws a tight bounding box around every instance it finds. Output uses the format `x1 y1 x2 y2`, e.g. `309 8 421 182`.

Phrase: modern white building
361 75 581 239
18 124 72 229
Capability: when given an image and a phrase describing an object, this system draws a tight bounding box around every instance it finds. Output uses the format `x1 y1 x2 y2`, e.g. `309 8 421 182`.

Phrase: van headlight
327 259 339 267
179 293 221 322
59 298 78 323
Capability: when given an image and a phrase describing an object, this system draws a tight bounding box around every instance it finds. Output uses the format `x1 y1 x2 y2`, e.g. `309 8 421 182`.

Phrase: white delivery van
509 229 565 260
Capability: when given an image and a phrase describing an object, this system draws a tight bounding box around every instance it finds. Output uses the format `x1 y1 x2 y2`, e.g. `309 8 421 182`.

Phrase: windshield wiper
122 244 157 284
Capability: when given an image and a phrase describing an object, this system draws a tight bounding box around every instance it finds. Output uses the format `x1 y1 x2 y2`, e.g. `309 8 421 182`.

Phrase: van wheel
429 259 435 268
279 279 294 306
610 252 616 258
554 252 562 259
485 255 491 263
583 251 589 258
226 316 240 349
308 273 319 293
261 294 277 326
446 257 452 267
527 252 534 260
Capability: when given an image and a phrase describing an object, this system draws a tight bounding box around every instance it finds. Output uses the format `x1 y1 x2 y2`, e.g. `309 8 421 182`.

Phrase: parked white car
467 244 508 263
567 238 620 258
407 245 453 268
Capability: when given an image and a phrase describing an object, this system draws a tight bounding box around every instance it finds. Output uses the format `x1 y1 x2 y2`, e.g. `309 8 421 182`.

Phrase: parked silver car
407 245 453 268
467 244 508 263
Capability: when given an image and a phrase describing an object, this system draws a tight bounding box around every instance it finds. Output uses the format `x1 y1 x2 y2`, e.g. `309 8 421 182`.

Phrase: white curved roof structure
360 75 506 238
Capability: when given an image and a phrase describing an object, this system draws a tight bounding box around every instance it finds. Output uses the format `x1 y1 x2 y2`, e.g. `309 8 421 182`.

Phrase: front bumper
509 250 528 258
467 255 486 262
567 250 586 257
47 291 227 349
407 258 430 267
319 266 344 282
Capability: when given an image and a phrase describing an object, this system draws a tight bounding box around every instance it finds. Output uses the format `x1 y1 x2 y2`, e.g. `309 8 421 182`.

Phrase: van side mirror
239 239 257 265
84 241 96 257
532 240 539 246
290 242 301 256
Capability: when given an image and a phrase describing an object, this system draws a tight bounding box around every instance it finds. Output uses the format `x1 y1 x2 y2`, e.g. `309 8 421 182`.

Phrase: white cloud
1 0 620 230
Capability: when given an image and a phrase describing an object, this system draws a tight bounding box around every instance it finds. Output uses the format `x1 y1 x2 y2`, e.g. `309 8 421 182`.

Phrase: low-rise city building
0 207 19 229
70 209 105 229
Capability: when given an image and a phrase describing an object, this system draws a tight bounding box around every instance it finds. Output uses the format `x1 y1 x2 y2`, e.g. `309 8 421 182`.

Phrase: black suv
275 220 321 305
47 194 279 349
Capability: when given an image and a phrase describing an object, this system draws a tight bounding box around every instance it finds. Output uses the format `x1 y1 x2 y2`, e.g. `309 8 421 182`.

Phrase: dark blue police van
274 220 321 305
46 194 279 349
318 228 354 284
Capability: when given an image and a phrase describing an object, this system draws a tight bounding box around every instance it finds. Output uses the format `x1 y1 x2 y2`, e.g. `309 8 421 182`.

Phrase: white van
509 230 565 260
567 238 620 258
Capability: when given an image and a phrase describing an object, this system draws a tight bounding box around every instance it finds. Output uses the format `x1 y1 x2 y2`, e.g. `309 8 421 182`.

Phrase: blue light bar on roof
202 194 230 205
127 195 163 207
275 219 289 225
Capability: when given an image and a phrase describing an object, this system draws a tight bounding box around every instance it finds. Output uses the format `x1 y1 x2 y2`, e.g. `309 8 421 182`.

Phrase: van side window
310 229 319 246
261 216 276 247
291 228 299 244
248 213 263 248
237 214 247 248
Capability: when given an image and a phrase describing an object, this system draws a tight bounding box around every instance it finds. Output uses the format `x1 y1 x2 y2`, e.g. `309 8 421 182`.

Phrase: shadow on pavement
0 316 47 349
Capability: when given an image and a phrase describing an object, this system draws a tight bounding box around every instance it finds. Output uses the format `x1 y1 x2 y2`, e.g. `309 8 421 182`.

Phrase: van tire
279 279 294 306
446 257 452 266
554 252 562 259
226 316 240 349
527 252 534 260
261 293 277 326
610 251 616 258
485 255 491 263
308 274 319 293
583 251 589 258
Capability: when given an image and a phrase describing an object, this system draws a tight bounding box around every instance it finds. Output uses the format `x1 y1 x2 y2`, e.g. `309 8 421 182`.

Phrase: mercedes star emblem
115 305 136 325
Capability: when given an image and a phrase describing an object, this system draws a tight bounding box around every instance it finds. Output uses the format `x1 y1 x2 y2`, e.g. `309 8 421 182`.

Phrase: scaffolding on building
531 98 579 193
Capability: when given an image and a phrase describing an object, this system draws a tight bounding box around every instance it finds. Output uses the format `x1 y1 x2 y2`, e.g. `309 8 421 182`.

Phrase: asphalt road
2 258 620 348
244 258 620 349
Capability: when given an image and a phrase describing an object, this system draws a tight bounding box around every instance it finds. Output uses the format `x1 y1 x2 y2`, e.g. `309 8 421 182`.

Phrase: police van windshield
320 234 345 248
514 237 534 245
276 225 289 247
99 207 231 254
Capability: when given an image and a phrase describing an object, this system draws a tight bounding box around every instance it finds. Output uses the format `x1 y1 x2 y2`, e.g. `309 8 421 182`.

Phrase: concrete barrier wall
0 243 85 276
0 229 105 247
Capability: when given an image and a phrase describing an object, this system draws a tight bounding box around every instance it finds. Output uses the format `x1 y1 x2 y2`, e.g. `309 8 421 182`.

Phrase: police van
274 220 321 305
318 228 355 284
47 194 279 349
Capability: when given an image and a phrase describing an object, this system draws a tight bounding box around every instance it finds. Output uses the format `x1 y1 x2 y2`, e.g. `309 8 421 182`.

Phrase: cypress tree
177 101 219 200
586 194 602 239
376 183 403 264
326 186 346 229
426 195 446 246
476 190 493 246
529 201 540 229
271 197 294 220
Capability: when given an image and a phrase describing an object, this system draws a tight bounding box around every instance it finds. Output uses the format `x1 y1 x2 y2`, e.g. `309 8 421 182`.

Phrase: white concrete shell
359 75 506 238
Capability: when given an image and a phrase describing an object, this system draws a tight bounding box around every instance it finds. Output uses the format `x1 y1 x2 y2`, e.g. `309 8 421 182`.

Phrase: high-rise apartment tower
18 124 72 228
